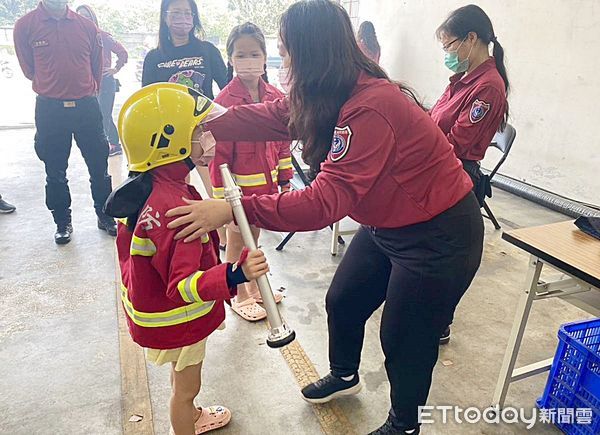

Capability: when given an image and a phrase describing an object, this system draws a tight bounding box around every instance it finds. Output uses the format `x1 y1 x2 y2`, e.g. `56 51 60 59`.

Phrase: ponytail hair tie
491 35 498 43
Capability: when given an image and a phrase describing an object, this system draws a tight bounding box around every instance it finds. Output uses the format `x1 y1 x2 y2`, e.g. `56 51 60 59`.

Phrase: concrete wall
358 0 599 205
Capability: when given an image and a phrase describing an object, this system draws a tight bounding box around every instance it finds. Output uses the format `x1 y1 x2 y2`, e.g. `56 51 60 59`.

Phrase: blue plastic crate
537 318 600 434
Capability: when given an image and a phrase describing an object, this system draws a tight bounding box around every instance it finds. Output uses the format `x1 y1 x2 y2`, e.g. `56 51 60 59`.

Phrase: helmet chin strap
184 157 196 170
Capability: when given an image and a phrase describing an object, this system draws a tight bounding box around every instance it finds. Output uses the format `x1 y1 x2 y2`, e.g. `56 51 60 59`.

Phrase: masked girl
209 23 292 322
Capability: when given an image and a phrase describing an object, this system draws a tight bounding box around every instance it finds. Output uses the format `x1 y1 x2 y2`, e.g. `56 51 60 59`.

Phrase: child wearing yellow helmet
105 83 269 434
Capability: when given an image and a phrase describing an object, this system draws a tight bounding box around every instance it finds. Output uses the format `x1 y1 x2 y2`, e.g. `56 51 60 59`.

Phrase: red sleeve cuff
239 196 258 226
198 262 234 301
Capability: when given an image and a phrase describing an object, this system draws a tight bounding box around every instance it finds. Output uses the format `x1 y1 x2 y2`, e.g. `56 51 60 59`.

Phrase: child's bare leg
170 362 203 435
217 226 227 248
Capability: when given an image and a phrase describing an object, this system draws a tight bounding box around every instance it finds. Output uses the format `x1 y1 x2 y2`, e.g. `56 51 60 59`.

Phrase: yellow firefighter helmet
118 83 225 173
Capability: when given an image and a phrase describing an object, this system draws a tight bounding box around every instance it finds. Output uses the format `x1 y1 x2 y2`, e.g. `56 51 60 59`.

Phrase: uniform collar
352 70 384 96
151 161 191 182
450 57 496 85
227 76 275 103
38 2 77 21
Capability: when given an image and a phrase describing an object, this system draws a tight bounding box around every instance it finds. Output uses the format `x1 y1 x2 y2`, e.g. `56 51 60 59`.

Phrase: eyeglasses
166 11 195 19
442 37 462 52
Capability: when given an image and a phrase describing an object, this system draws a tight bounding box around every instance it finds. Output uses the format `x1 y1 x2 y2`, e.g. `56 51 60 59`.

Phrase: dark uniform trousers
34 95 112 226
326 193 484 429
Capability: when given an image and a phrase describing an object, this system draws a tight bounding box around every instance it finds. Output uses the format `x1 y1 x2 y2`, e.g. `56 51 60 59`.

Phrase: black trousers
34 96 112 225
98 75 120 145
326 193 484 429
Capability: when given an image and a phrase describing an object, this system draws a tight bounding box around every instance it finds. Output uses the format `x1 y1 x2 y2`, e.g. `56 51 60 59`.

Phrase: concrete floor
1 127 596 434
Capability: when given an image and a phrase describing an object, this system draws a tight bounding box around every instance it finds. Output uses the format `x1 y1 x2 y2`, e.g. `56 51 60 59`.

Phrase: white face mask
43 0 69 12
232 58 265 80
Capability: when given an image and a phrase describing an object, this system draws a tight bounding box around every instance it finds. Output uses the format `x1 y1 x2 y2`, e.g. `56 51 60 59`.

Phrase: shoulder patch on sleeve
330 126 353 162
469 99 491 124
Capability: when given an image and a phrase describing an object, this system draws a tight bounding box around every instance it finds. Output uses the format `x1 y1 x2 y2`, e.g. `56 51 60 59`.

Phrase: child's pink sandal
169 406 231 435
194 406 231 434
231 297 267 322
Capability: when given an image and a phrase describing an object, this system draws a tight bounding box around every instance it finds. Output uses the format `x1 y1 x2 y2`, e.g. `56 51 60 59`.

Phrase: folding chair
330 219 358 256
483 123 517 230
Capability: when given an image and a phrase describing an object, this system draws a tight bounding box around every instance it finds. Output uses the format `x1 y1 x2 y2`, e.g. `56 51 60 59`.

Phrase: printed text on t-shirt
158 57 205 69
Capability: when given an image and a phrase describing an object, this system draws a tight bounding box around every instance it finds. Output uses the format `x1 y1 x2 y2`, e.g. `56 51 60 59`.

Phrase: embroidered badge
32 40 49 48
469 99 491 124
330 126 353 162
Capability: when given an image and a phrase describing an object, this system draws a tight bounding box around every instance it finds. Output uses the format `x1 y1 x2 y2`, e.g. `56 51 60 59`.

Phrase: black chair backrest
488 123 516 179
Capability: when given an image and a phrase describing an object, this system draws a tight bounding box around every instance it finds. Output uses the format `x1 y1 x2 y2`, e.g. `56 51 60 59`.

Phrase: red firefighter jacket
116 162 233 350
209 76 293 199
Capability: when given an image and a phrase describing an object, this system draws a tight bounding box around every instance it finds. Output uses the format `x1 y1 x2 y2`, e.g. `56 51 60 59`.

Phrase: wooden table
492 220 600 408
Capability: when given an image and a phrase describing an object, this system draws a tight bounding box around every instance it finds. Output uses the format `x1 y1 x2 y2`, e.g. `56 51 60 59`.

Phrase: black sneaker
98 216 117 237
368 418 420 435
0 197 16 214
55 223 73 245
301 373 361 404
439 326 451 345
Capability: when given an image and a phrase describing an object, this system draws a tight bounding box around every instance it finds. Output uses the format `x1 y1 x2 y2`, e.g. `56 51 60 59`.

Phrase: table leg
492 255 543 409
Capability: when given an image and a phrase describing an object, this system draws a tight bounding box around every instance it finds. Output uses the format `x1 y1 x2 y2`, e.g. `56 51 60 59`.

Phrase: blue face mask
444 38 471 73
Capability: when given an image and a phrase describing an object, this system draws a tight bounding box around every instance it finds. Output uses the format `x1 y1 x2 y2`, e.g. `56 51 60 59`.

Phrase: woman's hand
166 198 234 242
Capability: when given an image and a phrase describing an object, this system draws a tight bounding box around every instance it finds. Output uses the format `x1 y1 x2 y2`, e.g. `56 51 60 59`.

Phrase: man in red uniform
13 0 116 244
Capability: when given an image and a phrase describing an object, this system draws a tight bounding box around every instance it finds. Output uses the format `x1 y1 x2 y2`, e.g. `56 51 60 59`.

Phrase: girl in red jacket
106 83 269 435
209 23 293 322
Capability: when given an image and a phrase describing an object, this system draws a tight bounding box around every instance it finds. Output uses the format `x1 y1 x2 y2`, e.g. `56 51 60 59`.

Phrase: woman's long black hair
281 0 421 173
357 21 380 60
437 4 509 127
158 0 204 53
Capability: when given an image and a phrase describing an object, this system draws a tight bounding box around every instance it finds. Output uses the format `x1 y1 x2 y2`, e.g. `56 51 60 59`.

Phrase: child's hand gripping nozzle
220 163 296 348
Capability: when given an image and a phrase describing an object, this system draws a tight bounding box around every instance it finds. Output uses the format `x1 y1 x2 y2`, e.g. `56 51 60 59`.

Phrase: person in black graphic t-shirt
142 0 227 99
143 0 228 246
